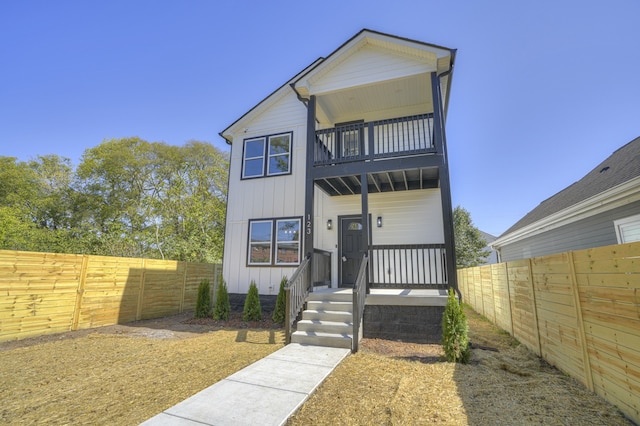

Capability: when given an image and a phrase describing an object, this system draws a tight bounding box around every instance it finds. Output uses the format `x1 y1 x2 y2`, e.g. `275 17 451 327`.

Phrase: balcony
312 113 441 196
314 113 435 166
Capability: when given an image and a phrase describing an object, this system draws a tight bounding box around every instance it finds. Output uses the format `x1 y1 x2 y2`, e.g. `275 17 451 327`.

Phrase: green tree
213 279 230 320
75 138 228 261
243 281 262 321
442 288 470 363
272 276 287 324
453 206 490 269
195 279 211 318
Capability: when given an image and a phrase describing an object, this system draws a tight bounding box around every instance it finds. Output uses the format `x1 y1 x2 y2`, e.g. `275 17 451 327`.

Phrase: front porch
286 250 449 351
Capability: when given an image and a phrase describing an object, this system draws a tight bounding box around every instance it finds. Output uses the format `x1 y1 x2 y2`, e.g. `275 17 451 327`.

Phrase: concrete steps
290 289 353 350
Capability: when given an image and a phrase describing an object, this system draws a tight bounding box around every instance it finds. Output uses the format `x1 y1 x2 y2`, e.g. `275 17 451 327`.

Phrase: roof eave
491 176 640 249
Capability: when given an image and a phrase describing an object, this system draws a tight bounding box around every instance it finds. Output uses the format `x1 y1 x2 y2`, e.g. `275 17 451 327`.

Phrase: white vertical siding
222 91 307 294
313 189 445 287
315 188 444 248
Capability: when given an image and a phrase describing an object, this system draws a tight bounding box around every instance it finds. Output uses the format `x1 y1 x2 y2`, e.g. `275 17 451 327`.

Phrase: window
242 132 291 179
248 220 272 265
614 214 640 243
248 217 301 266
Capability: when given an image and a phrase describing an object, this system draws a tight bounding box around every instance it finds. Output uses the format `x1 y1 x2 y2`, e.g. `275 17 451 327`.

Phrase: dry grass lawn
0 308 633 425
288 307 633 425
0 319 285 425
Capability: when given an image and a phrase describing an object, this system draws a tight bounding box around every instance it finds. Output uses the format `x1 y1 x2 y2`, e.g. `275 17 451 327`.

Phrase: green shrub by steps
213 279 230 320
272 276 287 324
442 288 470 363
194 279 211 318
243 281 262 321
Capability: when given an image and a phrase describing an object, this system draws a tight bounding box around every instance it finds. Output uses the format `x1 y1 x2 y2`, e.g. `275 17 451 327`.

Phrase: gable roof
496 136 640 242
219 58 323 144
219 29 455 144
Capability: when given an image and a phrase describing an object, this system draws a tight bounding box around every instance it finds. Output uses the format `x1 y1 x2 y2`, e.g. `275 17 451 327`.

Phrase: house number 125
306 214 312 235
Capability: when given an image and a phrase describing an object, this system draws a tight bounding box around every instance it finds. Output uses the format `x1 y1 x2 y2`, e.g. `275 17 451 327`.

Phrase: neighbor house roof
494 136 640 246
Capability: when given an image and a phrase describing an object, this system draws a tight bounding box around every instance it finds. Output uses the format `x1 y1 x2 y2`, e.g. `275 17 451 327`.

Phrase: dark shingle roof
500 136 640 237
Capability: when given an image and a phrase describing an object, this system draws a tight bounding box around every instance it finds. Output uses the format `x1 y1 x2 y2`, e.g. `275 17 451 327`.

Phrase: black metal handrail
314 113 435 166
352 253 368 353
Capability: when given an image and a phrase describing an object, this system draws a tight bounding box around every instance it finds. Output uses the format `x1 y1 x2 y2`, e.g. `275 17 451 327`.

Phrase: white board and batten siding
223 91 308 295
314 189 445 287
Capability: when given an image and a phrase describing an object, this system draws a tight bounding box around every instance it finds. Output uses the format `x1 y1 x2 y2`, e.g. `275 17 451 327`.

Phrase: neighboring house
480 231 499 264
220 29 457 348
492 136 640 262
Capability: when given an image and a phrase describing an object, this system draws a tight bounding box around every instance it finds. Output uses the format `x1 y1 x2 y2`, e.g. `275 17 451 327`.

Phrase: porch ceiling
315 74 433 125
316 167 439 196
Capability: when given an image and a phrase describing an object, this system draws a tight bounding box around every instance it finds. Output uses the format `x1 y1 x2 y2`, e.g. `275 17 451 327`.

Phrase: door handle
341 256 347 262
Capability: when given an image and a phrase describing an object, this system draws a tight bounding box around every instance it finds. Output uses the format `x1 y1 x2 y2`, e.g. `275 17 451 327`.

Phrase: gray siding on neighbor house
498 199 640 261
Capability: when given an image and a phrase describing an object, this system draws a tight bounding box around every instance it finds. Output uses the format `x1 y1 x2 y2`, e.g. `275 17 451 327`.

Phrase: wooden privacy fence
457 241 640 424
0 250 222 342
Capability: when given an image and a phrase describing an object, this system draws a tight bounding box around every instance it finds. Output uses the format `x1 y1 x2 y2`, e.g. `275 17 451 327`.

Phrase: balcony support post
305 96 317 272
431 72 458 295
360 170 370 293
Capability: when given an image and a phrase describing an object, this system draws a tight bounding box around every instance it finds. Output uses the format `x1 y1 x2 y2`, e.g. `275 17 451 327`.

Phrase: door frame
338 214 372 287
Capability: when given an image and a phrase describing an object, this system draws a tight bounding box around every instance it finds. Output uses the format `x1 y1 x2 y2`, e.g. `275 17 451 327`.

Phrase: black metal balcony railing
369 244 447 288
314 113 435 166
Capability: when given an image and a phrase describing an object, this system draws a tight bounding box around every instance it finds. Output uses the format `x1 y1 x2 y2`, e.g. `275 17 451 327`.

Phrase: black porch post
360 170 369 291
431 72 458 295
304 96 316 265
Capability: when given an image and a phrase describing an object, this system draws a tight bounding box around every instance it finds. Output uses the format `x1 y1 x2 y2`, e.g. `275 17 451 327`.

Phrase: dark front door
339 216 364 288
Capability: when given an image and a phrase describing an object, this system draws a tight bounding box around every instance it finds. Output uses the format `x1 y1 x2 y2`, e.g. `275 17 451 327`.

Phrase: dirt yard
0 308 633 425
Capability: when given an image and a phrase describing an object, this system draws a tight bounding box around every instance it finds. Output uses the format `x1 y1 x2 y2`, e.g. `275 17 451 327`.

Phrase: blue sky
2 0 639 237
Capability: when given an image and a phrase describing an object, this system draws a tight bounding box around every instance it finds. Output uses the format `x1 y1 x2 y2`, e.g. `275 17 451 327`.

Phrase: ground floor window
248 217 301 266
614 214 640 243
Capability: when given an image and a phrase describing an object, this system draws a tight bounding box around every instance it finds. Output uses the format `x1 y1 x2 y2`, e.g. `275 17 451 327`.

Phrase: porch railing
314 113 435 166
284 254 312 344
352 253 368 353
312 248 331 287
369 244 447 288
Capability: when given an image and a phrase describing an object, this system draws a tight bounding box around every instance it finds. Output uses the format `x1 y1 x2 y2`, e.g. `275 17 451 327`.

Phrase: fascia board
491 176 640 249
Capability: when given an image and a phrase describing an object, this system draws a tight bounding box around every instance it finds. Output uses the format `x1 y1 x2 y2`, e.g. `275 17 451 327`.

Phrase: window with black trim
248 217 301 266
242 132 292 179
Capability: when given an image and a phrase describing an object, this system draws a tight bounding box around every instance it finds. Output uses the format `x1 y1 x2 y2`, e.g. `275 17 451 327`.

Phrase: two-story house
220 29 457 350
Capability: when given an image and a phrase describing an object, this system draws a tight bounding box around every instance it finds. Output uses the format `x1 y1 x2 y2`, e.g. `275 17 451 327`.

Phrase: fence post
285 288 291 344
179 261 188 313
504 262 514 336
71 255 89 331
527 258 542 357
568 251 594 391
136 259 146 321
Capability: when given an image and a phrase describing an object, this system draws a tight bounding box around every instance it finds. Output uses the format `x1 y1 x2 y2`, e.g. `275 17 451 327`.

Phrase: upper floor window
242 132 292 179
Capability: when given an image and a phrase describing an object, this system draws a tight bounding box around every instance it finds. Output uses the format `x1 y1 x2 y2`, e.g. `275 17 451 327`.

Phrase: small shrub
213 279 230 320
442 288 470 363
243 281 262 321
194 279 211 318
272 276 287 324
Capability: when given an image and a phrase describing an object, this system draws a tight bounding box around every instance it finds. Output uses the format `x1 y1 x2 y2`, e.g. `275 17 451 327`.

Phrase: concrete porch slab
366 288 448 306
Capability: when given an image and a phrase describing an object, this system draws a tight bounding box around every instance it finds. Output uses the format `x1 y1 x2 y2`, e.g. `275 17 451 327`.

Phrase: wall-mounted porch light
377 216 383 228
327 219 333 230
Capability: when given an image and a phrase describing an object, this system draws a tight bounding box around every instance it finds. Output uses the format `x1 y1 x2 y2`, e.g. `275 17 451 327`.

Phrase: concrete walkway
141 344 350 426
